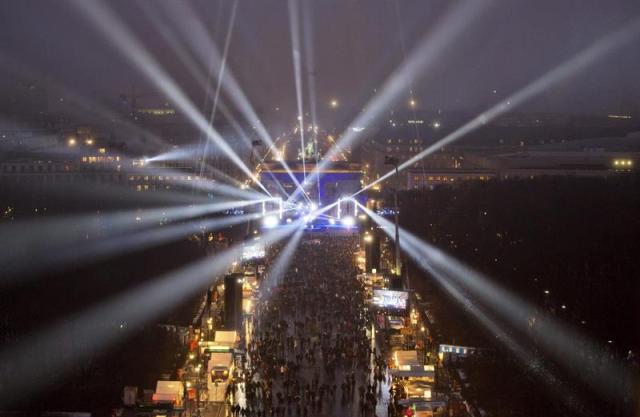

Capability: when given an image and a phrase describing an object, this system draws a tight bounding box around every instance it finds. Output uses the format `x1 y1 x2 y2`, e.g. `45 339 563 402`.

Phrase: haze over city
0 1 639 417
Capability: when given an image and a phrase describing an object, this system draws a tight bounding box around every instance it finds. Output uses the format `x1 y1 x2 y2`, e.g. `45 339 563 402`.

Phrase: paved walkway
225 235 387 417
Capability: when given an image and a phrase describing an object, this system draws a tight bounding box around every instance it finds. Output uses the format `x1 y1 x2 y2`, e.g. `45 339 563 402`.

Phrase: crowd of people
226 235 390 417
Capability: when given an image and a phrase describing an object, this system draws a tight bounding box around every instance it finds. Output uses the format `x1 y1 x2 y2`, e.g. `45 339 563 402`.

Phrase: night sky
1 0 640 129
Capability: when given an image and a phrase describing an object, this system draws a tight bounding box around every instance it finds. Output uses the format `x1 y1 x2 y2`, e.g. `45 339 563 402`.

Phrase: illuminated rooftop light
67 138 77 147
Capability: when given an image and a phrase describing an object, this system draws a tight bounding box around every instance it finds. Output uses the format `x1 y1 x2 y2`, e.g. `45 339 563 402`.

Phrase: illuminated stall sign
372 289 408 310
242 242 265 260
438 344 476 356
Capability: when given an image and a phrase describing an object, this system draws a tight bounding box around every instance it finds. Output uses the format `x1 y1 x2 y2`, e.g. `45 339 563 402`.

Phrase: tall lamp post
384 156 402 279
246 140 263 236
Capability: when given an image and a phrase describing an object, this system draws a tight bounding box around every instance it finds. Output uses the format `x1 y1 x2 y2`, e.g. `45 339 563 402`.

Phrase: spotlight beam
421 260 586 414
291 1 487 202
137 1 289 198
288 0 307 182
138 1 255 153
0 54 170 154
1 200 269 284
301 0 320 202
14 175 216 209
135 0 249 188
261 225 306 294
354 17 640 196
129 167 265 201
159 0 308 201
357 204 588 412
146 146 257 191
261 168 293 200
0 222 298 406
5 137 265 204
358 202 635 404
69 0 271 196
198 0 239 181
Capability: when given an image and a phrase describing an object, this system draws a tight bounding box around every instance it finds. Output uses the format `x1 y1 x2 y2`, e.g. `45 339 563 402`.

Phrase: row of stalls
358 269 448 417
391 350 446 417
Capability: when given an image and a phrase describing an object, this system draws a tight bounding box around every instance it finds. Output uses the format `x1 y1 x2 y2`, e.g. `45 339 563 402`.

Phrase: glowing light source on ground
262 215 279 229
342 216 355 228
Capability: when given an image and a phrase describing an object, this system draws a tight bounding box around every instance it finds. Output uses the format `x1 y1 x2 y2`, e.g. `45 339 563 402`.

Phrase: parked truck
152 380 184 407
208 351 233 382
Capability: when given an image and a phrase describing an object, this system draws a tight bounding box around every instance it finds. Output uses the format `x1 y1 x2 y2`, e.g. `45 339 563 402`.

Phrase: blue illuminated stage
258 162 366 230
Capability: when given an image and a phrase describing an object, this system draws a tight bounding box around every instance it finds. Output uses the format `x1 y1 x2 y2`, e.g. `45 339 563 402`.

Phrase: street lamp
384 156 402 279
330 98 339 109
245 139 263 236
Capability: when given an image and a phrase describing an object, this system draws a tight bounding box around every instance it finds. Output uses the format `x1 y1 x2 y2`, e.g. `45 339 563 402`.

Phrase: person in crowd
231 236 390 417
